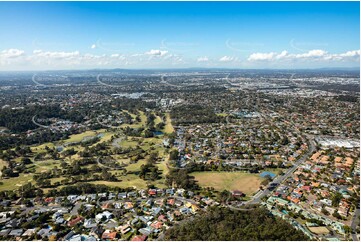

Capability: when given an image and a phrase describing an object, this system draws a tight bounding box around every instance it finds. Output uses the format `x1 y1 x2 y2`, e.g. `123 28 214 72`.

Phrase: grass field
154 114 163 126
119 139 139 149
163 113 174 134
191 171 263 196
89 173 166 189
0 174 33 191
30 142 56 153
308 226 330 235
63 130 99 143
126 160 147 172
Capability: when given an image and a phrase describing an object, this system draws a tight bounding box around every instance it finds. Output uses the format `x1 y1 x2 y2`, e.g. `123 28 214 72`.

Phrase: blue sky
0 1 359 70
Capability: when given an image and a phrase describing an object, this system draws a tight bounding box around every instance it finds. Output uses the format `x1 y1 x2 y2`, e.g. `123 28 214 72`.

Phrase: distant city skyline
0 1 359 70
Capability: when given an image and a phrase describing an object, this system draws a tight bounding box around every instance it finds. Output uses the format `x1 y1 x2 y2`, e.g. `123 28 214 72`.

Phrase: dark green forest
171 104 224 124
164 206 310 241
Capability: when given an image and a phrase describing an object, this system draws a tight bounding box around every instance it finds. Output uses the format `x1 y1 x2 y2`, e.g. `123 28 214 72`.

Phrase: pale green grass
163 113 174 134
126 160 147 172
30 142 55 153
63 130 98 143
119 139 139 149
89 174 148 189
33 159 60 173
156 160 169 178
90 131 114 146
0 174 33 191
154 114 163 126
191 171 263 196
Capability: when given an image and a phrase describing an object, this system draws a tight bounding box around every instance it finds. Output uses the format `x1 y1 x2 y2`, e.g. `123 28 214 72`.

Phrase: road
160 75 181 88
247 134 316 205
32 115 49 129
351 208 360 241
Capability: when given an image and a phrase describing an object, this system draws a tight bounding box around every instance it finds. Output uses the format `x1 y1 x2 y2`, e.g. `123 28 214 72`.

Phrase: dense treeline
164 206 310 241
165 169 198 189
0 129 72 150
0 105 58 132
171 105 224 124
334 95 359 103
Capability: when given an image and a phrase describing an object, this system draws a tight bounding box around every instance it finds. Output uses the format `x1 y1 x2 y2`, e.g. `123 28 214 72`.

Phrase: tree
331 192 343 207
321 207 330 216
169 149 179 161
164 207 309 241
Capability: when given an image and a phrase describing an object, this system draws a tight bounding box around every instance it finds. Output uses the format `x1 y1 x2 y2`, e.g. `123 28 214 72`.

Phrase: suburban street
351 208 360 241
248 135 316 205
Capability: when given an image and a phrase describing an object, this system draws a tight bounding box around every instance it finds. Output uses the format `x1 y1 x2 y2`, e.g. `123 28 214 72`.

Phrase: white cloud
1 47 359 70
91 44 96 49
339 50 360 57
33 50 80 59
145 49 168 56
197 56 209 62
219 56 237 62
276 50 288 59
295 49 327 58
248 52 277 61
0 49 25 58
247 49 360 62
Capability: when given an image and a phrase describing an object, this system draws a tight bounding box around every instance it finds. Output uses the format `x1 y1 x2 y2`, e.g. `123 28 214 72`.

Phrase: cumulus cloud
248 52 277 61
33 50 80 59
339 50 360 57
247 49 360 62
219 56 238 62
0 49 25 58
295 49 327 58
145 49 168 56
0 48 183 70
91 44 96 49
197 56 209 62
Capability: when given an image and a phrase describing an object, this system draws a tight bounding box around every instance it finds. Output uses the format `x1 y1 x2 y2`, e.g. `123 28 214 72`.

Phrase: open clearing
191 171 263 196
89 173 166 189
163 113 174 133
308 226 330 235
0 174 33 191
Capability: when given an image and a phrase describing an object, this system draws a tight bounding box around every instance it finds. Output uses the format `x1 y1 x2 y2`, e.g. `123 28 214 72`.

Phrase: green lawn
30 142 56 153
0 174 33 191
119 139 139 149
126 160 147 172
63 130 99 143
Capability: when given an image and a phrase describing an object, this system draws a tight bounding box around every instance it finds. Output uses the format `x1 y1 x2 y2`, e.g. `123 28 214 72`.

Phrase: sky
0 1 359 70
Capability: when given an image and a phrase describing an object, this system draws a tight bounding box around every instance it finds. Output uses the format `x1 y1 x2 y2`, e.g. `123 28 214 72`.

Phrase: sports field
191 171 263 196
308 226 329 235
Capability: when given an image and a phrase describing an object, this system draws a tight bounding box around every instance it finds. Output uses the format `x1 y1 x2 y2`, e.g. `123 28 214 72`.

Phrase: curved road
32 115 50 129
